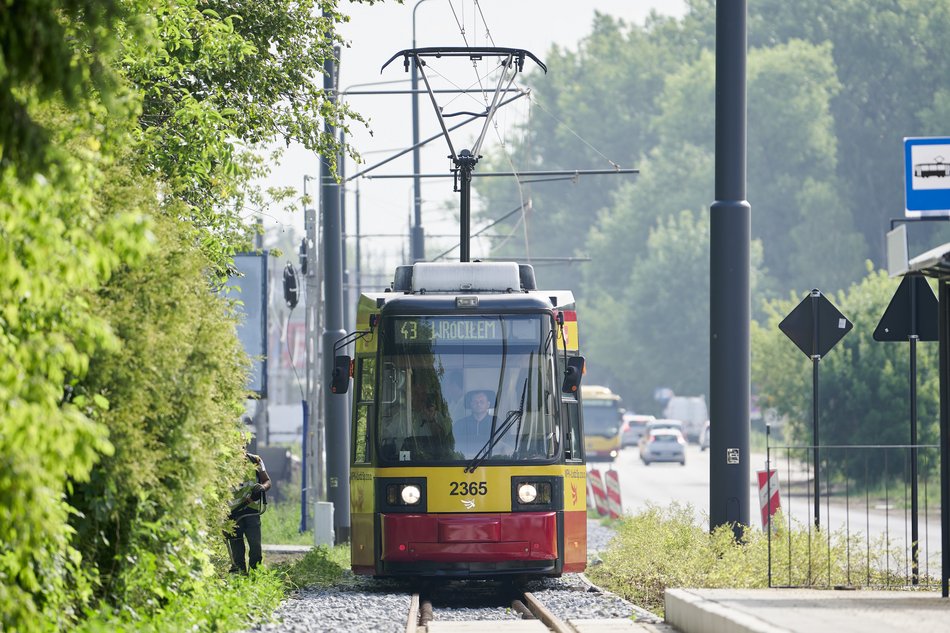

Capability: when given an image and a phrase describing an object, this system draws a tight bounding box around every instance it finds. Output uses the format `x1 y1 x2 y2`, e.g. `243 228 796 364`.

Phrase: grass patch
75 543 350 631
276 545 351 590
587 503 936 618
262 501 313 546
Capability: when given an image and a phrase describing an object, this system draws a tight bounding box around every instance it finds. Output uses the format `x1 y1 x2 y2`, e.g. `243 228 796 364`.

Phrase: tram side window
563 394 582 462
378 362 409 461
353 357 375 464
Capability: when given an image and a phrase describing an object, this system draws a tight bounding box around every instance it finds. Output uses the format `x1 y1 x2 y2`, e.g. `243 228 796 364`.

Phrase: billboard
225 253 268 397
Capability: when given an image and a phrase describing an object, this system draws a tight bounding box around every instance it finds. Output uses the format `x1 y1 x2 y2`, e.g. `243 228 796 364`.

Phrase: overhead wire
430 1 626 264
446 0 532 260
431 202 528 261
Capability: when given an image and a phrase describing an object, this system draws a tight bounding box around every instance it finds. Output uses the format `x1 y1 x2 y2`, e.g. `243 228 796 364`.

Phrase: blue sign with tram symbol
905 137 950 217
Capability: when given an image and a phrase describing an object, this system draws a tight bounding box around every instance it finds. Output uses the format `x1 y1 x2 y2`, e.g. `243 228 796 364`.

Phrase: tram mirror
330 355 351 394
381 362 397 404
561 356 585 394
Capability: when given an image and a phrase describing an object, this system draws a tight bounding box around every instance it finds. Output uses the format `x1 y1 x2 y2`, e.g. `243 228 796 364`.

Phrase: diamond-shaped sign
779 289 853 358
873 274 938 342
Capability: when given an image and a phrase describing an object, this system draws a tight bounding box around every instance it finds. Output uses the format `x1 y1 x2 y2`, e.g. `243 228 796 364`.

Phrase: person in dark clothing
225 450 271 573
452 390 494 458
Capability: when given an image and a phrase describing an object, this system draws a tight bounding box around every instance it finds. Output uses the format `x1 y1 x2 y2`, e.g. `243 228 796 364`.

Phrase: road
595 443 944 582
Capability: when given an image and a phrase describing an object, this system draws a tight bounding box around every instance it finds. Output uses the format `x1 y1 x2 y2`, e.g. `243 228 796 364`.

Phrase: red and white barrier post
604 470 623 519
757 469 781 531
588 468 609 517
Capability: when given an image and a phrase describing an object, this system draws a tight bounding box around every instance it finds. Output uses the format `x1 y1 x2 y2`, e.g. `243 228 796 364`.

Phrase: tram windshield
377 314 559 464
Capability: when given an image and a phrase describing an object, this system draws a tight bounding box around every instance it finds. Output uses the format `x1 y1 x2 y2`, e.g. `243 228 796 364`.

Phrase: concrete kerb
664 589 791 633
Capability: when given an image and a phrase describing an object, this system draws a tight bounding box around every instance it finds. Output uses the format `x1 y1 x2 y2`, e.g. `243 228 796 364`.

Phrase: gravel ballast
253 519 652 632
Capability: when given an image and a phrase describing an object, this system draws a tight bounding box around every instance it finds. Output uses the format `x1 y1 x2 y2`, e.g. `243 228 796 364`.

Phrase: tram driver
452 390 495 457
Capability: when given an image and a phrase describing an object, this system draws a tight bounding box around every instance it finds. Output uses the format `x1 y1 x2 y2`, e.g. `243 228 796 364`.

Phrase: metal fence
764 438 942 589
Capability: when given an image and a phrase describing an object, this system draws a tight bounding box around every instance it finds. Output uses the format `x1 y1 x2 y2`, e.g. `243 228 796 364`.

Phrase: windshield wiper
464 379 528 473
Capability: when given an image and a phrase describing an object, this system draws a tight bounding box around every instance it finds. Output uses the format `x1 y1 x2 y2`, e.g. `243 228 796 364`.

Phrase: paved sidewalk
665 588 949 633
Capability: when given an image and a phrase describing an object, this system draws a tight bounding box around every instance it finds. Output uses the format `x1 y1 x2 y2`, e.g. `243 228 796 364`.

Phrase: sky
257 0 686 281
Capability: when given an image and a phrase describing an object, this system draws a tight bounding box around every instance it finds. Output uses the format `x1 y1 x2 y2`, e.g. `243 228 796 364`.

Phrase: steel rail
521 591 573 633
406 593 420 633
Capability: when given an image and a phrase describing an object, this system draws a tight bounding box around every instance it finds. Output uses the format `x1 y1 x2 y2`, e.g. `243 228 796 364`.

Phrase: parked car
620 413 655 447
639 428 687 466
700 421 710 451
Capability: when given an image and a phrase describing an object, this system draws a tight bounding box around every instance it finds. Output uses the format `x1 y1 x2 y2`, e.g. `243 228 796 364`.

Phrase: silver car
640 428 687 466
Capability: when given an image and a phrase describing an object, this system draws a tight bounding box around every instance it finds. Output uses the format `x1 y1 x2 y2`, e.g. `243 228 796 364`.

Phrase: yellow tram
331 261 587 578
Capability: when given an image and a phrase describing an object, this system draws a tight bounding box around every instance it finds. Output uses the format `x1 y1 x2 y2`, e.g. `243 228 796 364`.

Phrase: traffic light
282 262 299 309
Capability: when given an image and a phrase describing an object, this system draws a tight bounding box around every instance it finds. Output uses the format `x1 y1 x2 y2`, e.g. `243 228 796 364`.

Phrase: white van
663 395 708 443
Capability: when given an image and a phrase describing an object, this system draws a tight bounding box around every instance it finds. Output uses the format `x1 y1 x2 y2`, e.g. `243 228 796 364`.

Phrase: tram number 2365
449 481 488 496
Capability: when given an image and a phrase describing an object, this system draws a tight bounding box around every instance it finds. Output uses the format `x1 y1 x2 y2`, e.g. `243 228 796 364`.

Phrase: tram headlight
400 485 422 505
517 483 538 504
387 484 422 505
513 479 551 507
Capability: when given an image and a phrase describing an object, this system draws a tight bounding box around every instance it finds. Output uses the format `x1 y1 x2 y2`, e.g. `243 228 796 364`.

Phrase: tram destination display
392 316 540 346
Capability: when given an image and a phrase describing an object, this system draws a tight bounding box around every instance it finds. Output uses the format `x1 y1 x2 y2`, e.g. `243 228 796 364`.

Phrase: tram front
336 262 587 578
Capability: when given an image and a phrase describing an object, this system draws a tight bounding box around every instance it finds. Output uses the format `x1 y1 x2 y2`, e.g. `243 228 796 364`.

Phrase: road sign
779 289 853 358
905 137 950 217
873 274 938 342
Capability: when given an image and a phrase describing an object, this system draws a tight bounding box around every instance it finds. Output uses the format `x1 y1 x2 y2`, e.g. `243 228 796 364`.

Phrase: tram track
408 590 572 632
406 583 629 633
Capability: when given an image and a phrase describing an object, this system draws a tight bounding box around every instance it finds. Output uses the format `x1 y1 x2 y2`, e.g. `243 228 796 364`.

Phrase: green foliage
1 1 382 630
262 502 314 547
0 0 129 174
585 205 768 411
588 503 929 618
121 0 364 268
76 567 285 633
749 0 950 258
473 1 950 411
279 546 350 590
0 105 152 629
68 211 251 613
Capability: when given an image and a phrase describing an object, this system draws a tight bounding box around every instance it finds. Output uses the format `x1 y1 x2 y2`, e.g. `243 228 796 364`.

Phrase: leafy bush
0 117 152 630
68 211 251 614
1 1 368 630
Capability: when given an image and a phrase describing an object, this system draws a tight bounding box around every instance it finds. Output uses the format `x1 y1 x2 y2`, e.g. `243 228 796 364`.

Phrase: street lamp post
410 0 431 263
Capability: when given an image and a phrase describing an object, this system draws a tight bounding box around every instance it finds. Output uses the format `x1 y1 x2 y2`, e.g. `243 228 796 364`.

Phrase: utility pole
320 42 350 544
355 181 362 299
339 128 351 333
710 0 751 536
410 0 431 263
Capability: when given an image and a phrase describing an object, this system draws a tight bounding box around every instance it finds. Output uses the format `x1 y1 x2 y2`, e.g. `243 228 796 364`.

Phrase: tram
330 261 587 577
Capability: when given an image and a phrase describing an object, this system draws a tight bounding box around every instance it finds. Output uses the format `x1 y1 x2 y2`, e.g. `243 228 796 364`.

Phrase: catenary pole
321 43 350 544
410 0 431 263
710 0 751 536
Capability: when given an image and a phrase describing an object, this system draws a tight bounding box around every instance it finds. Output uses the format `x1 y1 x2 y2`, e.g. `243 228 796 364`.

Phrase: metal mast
382 47 546 262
